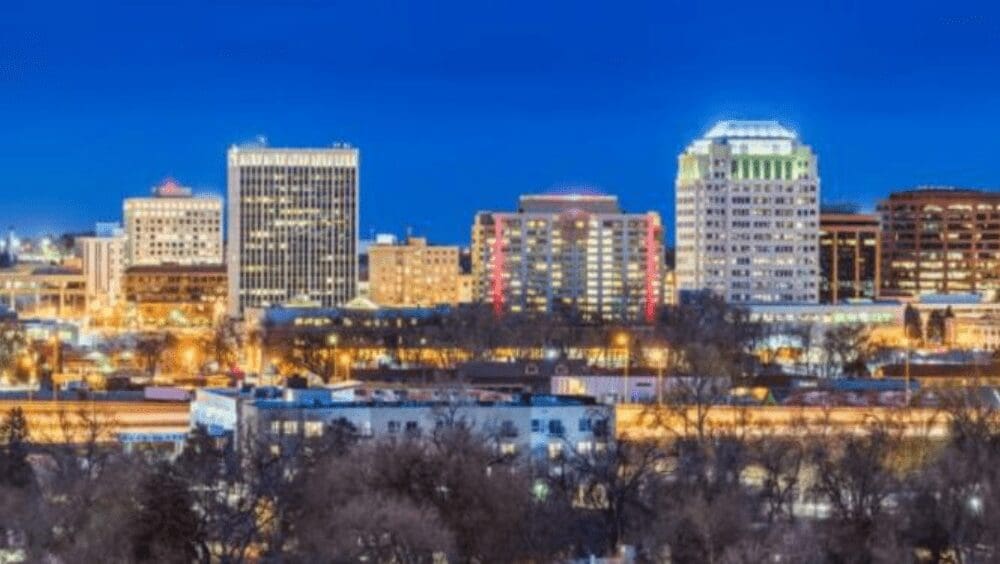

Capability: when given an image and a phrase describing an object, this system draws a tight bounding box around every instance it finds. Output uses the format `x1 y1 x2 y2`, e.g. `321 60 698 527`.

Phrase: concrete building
123 264 228 328
0 265 88 320
369 237 461 307
472 193 663 322
123 179 223 267
819 212 881 303
78 223 127 307
191 386 613 461
878 188 1000 299
675 120 820 303
227 145 359 316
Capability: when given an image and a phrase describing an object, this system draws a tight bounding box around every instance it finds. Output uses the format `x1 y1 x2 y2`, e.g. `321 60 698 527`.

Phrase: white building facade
227 145 359 317
123 180 224 267
78 224 127 306
676 121 820 303
191 387 612 461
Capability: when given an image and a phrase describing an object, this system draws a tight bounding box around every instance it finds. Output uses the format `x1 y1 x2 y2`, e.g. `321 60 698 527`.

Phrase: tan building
879 188 1000 298
369 237 461 307
124 264 227 328
78 229 128 307
124 179 224 267
819 212 881 303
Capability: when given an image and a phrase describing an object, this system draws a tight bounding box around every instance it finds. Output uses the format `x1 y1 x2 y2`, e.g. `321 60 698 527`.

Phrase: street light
615 333 629 404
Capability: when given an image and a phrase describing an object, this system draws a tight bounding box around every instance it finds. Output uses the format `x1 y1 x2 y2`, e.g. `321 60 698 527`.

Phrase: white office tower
78 223 127 306
123 180 224 266
227 144 359 317
675 121 820 303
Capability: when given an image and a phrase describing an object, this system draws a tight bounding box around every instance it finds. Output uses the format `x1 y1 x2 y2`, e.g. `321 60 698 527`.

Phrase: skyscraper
675 120 820 303
472 192 662 322
123 180 223 266
227 144 359 316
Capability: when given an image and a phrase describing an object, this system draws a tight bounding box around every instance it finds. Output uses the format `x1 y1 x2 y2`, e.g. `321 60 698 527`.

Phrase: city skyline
4 1 1000 243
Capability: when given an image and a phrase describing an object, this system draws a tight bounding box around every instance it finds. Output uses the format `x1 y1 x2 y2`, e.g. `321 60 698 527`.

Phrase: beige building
78 227 127 306
369 237 462 306
124 179 224 267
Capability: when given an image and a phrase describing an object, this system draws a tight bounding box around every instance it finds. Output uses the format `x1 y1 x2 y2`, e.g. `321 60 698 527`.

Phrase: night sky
2 0 998 244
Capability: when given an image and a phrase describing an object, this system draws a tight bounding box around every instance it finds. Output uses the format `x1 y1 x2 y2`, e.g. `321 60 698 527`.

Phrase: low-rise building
191 386 613 461
0 265 88 320
123 264 227 328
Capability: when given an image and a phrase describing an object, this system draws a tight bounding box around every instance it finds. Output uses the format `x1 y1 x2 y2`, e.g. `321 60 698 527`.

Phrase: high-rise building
78 222 127 306
675 120 820 303
472 192 662 322
879 188 1000 298
227 144 359 316
369 237 461 307
123 180 223 266
819 212 881 303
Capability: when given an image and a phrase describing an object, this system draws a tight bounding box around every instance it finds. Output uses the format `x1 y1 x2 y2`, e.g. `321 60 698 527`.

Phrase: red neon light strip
644 215 658 323
492 216 505 317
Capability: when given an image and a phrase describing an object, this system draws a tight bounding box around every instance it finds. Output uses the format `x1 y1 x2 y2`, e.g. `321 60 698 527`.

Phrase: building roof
703 120 797 140
518 192 621 214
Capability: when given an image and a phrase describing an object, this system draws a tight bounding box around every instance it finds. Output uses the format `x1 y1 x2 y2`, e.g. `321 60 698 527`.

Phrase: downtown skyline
3 1 1000 243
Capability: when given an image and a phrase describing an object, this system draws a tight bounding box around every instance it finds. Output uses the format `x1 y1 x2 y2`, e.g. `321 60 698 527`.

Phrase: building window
282 420 298 435
304 421 323 438
548 442 564 460
548 420 565 437
578 418 592 432
388 421 401 434
531 419 541 433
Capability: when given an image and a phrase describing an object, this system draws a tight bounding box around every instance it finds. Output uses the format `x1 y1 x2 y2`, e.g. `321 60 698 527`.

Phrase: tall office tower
227 144 359 316
879 188 1000 299
78 222 127 306
123 180 224 266
819 211 881 303
675 120 820 303
369 237 461 307
472 193 662 322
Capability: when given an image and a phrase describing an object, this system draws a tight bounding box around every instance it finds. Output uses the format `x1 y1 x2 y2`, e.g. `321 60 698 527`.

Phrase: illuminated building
227 144 359 316
0 265 87 319
457 273 474 303
879 188 1000 298
662 269 677 306
819 212 881 303
675 120 820 303
124 264 227 328
192 386 612 460
123 179 223 266
369 237 461 307
471 193 663 322
78 223 127 306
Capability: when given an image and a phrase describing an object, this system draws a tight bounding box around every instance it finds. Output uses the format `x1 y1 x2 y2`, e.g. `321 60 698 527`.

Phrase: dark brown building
878 188 1000 298
124 264 227 328
819 213 881 303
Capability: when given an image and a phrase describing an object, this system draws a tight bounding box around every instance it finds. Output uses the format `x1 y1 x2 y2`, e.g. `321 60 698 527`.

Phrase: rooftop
703 120 797 141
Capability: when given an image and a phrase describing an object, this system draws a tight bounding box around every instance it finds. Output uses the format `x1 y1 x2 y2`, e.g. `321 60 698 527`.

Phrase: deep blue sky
2 0 998 244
